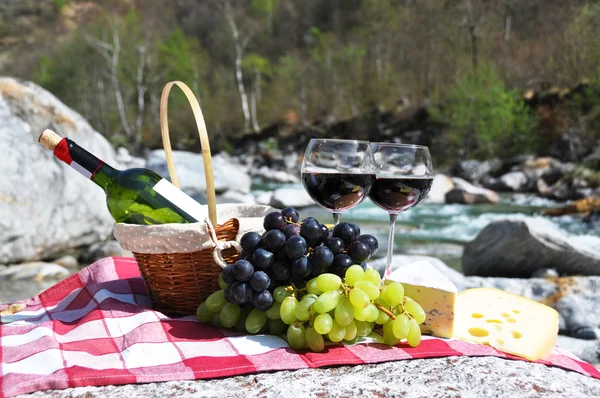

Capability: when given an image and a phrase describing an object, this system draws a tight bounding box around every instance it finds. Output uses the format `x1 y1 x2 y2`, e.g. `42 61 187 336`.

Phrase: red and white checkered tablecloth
0 256 598 397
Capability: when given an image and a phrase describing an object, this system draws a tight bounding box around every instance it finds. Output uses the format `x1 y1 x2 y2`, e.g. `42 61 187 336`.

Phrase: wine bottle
38 129 208 225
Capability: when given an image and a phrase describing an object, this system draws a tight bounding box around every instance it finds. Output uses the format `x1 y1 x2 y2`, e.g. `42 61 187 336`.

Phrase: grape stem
374 303 396 320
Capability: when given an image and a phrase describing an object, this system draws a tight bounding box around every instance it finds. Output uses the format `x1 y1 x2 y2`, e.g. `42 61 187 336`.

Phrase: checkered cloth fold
0 257 598 397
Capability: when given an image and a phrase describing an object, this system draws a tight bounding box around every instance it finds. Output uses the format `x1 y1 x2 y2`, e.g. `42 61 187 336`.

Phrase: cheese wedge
453 288 559 361
388 261 457 338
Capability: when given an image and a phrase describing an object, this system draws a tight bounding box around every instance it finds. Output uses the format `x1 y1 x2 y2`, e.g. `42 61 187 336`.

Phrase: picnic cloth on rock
0 257 598 397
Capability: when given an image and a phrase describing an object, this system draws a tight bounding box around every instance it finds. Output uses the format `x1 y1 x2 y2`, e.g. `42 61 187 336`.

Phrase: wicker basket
123 81 241 316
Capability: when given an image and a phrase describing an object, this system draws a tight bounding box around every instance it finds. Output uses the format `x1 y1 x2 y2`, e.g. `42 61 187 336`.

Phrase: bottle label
153 179 208 222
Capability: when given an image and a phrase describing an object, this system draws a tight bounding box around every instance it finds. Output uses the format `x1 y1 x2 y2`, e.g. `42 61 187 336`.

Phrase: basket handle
159 81 217 226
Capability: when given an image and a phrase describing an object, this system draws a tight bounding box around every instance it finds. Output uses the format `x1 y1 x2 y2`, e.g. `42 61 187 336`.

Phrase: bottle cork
38 129 63 151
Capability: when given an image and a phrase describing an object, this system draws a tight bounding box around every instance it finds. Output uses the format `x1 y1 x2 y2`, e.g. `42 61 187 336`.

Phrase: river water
252 184 600 272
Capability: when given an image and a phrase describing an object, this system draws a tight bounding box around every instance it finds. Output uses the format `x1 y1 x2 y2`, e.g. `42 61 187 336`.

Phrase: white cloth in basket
113 204 278 254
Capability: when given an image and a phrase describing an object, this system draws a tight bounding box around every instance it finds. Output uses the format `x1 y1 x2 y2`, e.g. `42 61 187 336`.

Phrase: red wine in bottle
39 129 207 225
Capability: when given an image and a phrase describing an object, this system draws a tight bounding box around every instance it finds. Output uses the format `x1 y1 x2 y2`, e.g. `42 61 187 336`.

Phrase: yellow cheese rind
453 288 559 361
388 261 457 338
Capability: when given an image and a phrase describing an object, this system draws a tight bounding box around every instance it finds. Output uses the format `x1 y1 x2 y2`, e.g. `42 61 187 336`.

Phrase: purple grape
264 212 286 230
333 222 357 244
284 235 308 259
281 207 300 223
231 282 253 304
319 224 329 241
283 224 301 238
240 232 263 253
232 260 254 282
349 240 371 263
264 229 286 251
309 265 327 278
291 274 307 289
311 246 334 269
221 265 236 285
272 261 291 281
332 253 353 277
351 223 361 238
274 249 291 262
252 290 274 311
327 237 345 255
357 234 379 256
300 218 322 246
224 285 235 303
252 248 274 269
250 271 270 292
290 255 311 277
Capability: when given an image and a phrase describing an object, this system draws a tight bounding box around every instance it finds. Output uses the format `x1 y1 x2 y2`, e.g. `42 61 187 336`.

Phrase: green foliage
430 64 536 159
54 0 68 12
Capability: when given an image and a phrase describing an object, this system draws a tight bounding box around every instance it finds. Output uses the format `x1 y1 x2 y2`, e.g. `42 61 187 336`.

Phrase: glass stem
384 212 398 281
332 212 341 226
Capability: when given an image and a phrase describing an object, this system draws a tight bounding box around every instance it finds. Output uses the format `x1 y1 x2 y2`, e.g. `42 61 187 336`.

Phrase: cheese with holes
388 261 457 338
453 288 559 361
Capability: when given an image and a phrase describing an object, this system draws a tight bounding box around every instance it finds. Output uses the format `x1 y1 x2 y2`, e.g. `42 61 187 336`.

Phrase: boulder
422 173 454 204
583 149 600 171
146 151 252 196
462 218 600 278
557 336 600 366
452 159 502 184
499 171 529 192
446 177 499 204
0 261 71 281
269 188 315 209
217 190 257 205
80 241 133 265
0 77 123 265
15 357 600 397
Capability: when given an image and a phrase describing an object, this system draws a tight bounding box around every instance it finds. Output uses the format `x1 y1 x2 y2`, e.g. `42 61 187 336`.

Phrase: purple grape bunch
221 207 379 311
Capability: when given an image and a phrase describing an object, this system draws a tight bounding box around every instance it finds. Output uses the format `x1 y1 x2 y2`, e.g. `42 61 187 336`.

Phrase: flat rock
17 356 600 397
0 77 123 265
0 261 70 281
499 171 529 192
423 173 454 203
269 188 314 209
146 150 252 195
462 218 600 277
251 165 300 184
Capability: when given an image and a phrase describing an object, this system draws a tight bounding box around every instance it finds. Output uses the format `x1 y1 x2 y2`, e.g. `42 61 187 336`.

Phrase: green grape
375 308 390 325
382 282 404 306
328 321 346 343
211 312 222 328
353 304 370 322
363 268 381 286
273 286 294 303
266 301 282 320
344 320 357 341
365 303 379 322
380 285 388 299
295 296 317 321
383 319 400 346
234 307 250 333
313 290 342 314
345 265 364 286
355 320 375 337
268 319 288 336
306 327 325 352
349 287 370 309
245 308 268 334
314 313 334 334
393 313 410 340
306 278 323 295
334 298 354 326
355 281 380 300
280 296 299 325
205 290 227 313
218 273 228 289
316 273 342 292
407 318 422 347
287 323 306 349
196 302 214 323
404 299 427 324
219 303 241 328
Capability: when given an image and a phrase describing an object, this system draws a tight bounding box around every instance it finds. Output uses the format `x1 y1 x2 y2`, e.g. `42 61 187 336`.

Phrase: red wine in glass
302 172 375 212
369 176 433 212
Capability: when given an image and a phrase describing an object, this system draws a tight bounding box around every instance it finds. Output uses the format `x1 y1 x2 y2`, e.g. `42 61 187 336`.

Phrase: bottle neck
53 138 118 189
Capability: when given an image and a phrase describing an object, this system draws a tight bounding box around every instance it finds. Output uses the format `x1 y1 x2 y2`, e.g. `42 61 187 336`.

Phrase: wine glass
364 143 434 279
301 139 374 225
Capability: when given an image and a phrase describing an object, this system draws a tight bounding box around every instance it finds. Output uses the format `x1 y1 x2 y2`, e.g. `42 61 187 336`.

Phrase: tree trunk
224 1 252 132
